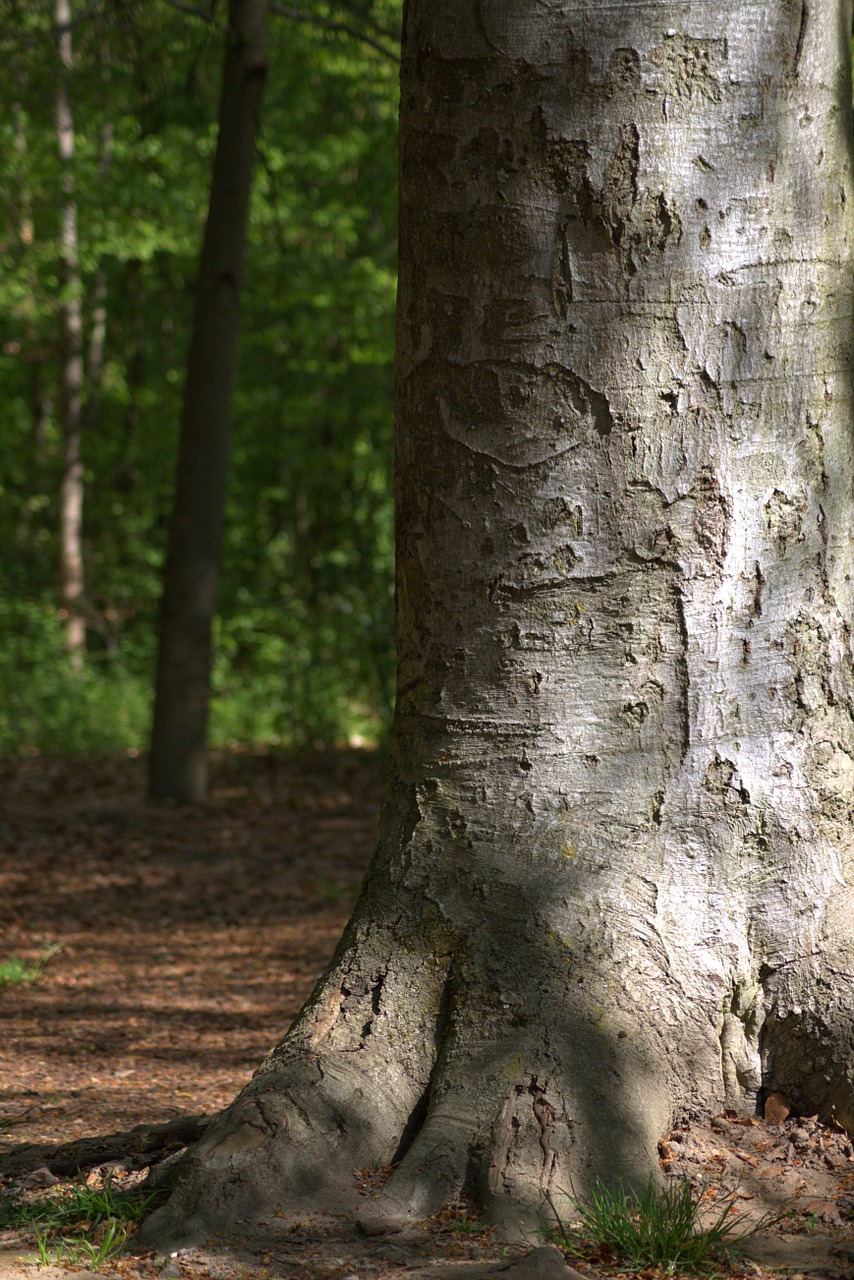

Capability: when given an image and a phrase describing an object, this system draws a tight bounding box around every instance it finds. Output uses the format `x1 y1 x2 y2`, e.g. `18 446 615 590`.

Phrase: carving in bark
143 0 854 1246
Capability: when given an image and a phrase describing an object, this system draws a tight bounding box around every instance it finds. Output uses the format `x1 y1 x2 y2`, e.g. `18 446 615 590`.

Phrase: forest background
1 0 400 759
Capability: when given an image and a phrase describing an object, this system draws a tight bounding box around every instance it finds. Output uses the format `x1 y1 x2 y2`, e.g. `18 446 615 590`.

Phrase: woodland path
2 749 854 1279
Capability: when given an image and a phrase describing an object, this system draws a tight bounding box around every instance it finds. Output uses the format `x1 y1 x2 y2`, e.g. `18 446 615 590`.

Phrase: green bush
0 601 151 754
0 596 392 758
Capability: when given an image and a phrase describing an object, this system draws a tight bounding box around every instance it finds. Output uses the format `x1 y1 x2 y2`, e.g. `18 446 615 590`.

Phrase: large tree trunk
144 0 854 1247
148 0 268 803
55 0 87 669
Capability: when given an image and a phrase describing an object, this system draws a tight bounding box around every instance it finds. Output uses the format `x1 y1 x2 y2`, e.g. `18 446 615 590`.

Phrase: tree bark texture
148 0 268 803
55 0 87 668
144 0 854 1246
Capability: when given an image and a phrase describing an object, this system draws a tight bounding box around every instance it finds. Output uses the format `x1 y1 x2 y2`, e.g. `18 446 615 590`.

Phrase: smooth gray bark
144 0 854 1247
149 0 268 803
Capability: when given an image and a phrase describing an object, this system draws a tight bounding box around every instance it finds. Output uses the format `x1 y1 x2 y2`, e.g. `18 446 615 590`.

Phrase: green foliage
546 1177 779 1273
0 602 151 754
0 1179 159 1265
0 2 401 756
0 942 62 988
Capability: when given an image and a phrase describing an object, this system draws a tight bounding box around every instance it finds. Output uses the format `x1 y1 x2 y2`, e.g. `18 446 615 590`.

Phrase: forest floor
2 749 854 1280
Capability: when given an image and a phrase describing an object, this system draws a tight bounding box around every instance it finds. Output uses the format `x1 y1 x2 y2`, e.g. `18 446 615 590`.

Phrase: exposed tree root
142 926 703 1248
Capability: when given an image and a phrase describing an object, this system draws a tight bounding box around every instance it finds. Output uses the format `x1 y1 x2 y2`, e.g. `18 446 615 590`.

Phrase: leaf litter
1 749 854 1279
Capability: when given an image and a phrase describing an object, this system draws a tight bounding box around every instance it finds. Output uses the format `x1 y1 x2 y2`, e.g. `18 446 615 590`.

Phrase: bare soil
2 749 854 1279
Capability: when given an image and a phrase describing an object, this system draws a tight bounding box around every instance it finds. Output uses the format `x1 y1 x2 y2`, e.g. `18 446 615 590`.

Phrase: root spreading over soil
2 750 854 1279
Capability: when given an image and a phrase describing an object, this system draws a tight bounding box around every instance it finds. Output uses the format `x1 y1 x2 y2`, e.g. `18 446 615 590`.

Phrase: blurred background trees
0 0 400 759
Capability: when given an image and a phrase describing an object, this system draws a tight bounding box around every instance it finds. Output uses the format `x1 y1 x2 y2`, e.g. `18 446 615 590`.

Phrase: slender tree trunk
54 0 86 667
30 360 52 462
12 99 34 253
85 264 108 433
121 259 145 462
144 0 854 1248
85 41 113 437
159 265 175 374
148 0 268 803
12 96 52 466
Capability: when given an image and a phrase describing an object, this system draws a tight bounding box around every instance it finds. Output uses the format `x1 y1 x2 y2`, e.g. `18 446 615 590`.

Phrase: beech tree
144 0 854 1245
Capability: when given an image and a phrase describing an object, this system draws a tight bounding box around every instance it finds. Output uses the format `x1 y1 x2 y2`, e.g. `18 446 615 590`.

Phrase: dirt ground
2 749 854 1280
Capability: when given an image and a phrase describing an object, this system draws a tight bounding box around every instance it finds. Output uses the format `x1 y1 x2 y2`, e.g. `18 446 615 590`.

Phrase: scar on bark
793 2 808 78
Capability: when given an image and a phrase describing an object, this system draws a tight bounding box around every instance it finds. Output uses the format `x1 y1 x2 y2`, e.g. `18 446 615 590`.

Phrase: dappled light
3 750 854 1278
4 2 854 1279
0 748 381 1149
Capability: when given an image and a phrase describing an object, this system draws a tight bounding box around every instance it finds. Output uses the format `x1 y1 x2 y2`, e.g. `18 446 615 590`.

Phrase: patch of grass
0 942 62 988
35 1217 130 1266
545 1176 782 1273
0 1178 160 1262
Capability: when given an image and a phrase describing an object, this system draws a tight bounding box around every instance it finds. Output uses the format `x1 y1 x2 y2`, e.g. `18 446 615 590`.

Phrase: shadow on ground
3 751 854 1277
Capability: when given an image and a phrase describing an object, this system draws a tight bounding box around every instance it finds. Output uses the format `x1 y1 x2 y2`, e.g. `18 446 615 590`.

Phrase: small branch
160 0 226 26
52 0 105 35
335 0 398 42
160 0 398 57
269 2 398 59
0 0 103 48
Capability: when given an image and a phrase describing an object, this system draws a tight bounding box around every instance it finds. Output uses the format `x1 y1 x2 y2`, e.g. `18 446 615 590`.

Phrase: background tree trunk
143 0 854 1247
84 52 113 441
55 0 86 669
121 259 145 464
148 0 268 803
12 88 52 471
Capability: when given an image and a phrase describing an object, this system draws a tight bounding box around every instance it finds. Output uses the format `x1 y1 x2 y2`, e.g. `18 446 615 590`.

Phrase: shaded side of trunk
142 0 854 1250
148 0 268 803
55 0 86 668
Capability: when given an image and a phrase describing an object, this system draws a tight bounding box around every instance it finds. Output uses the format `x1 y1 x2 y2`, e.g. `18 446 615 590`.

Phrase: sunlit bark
144 0 854 1247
